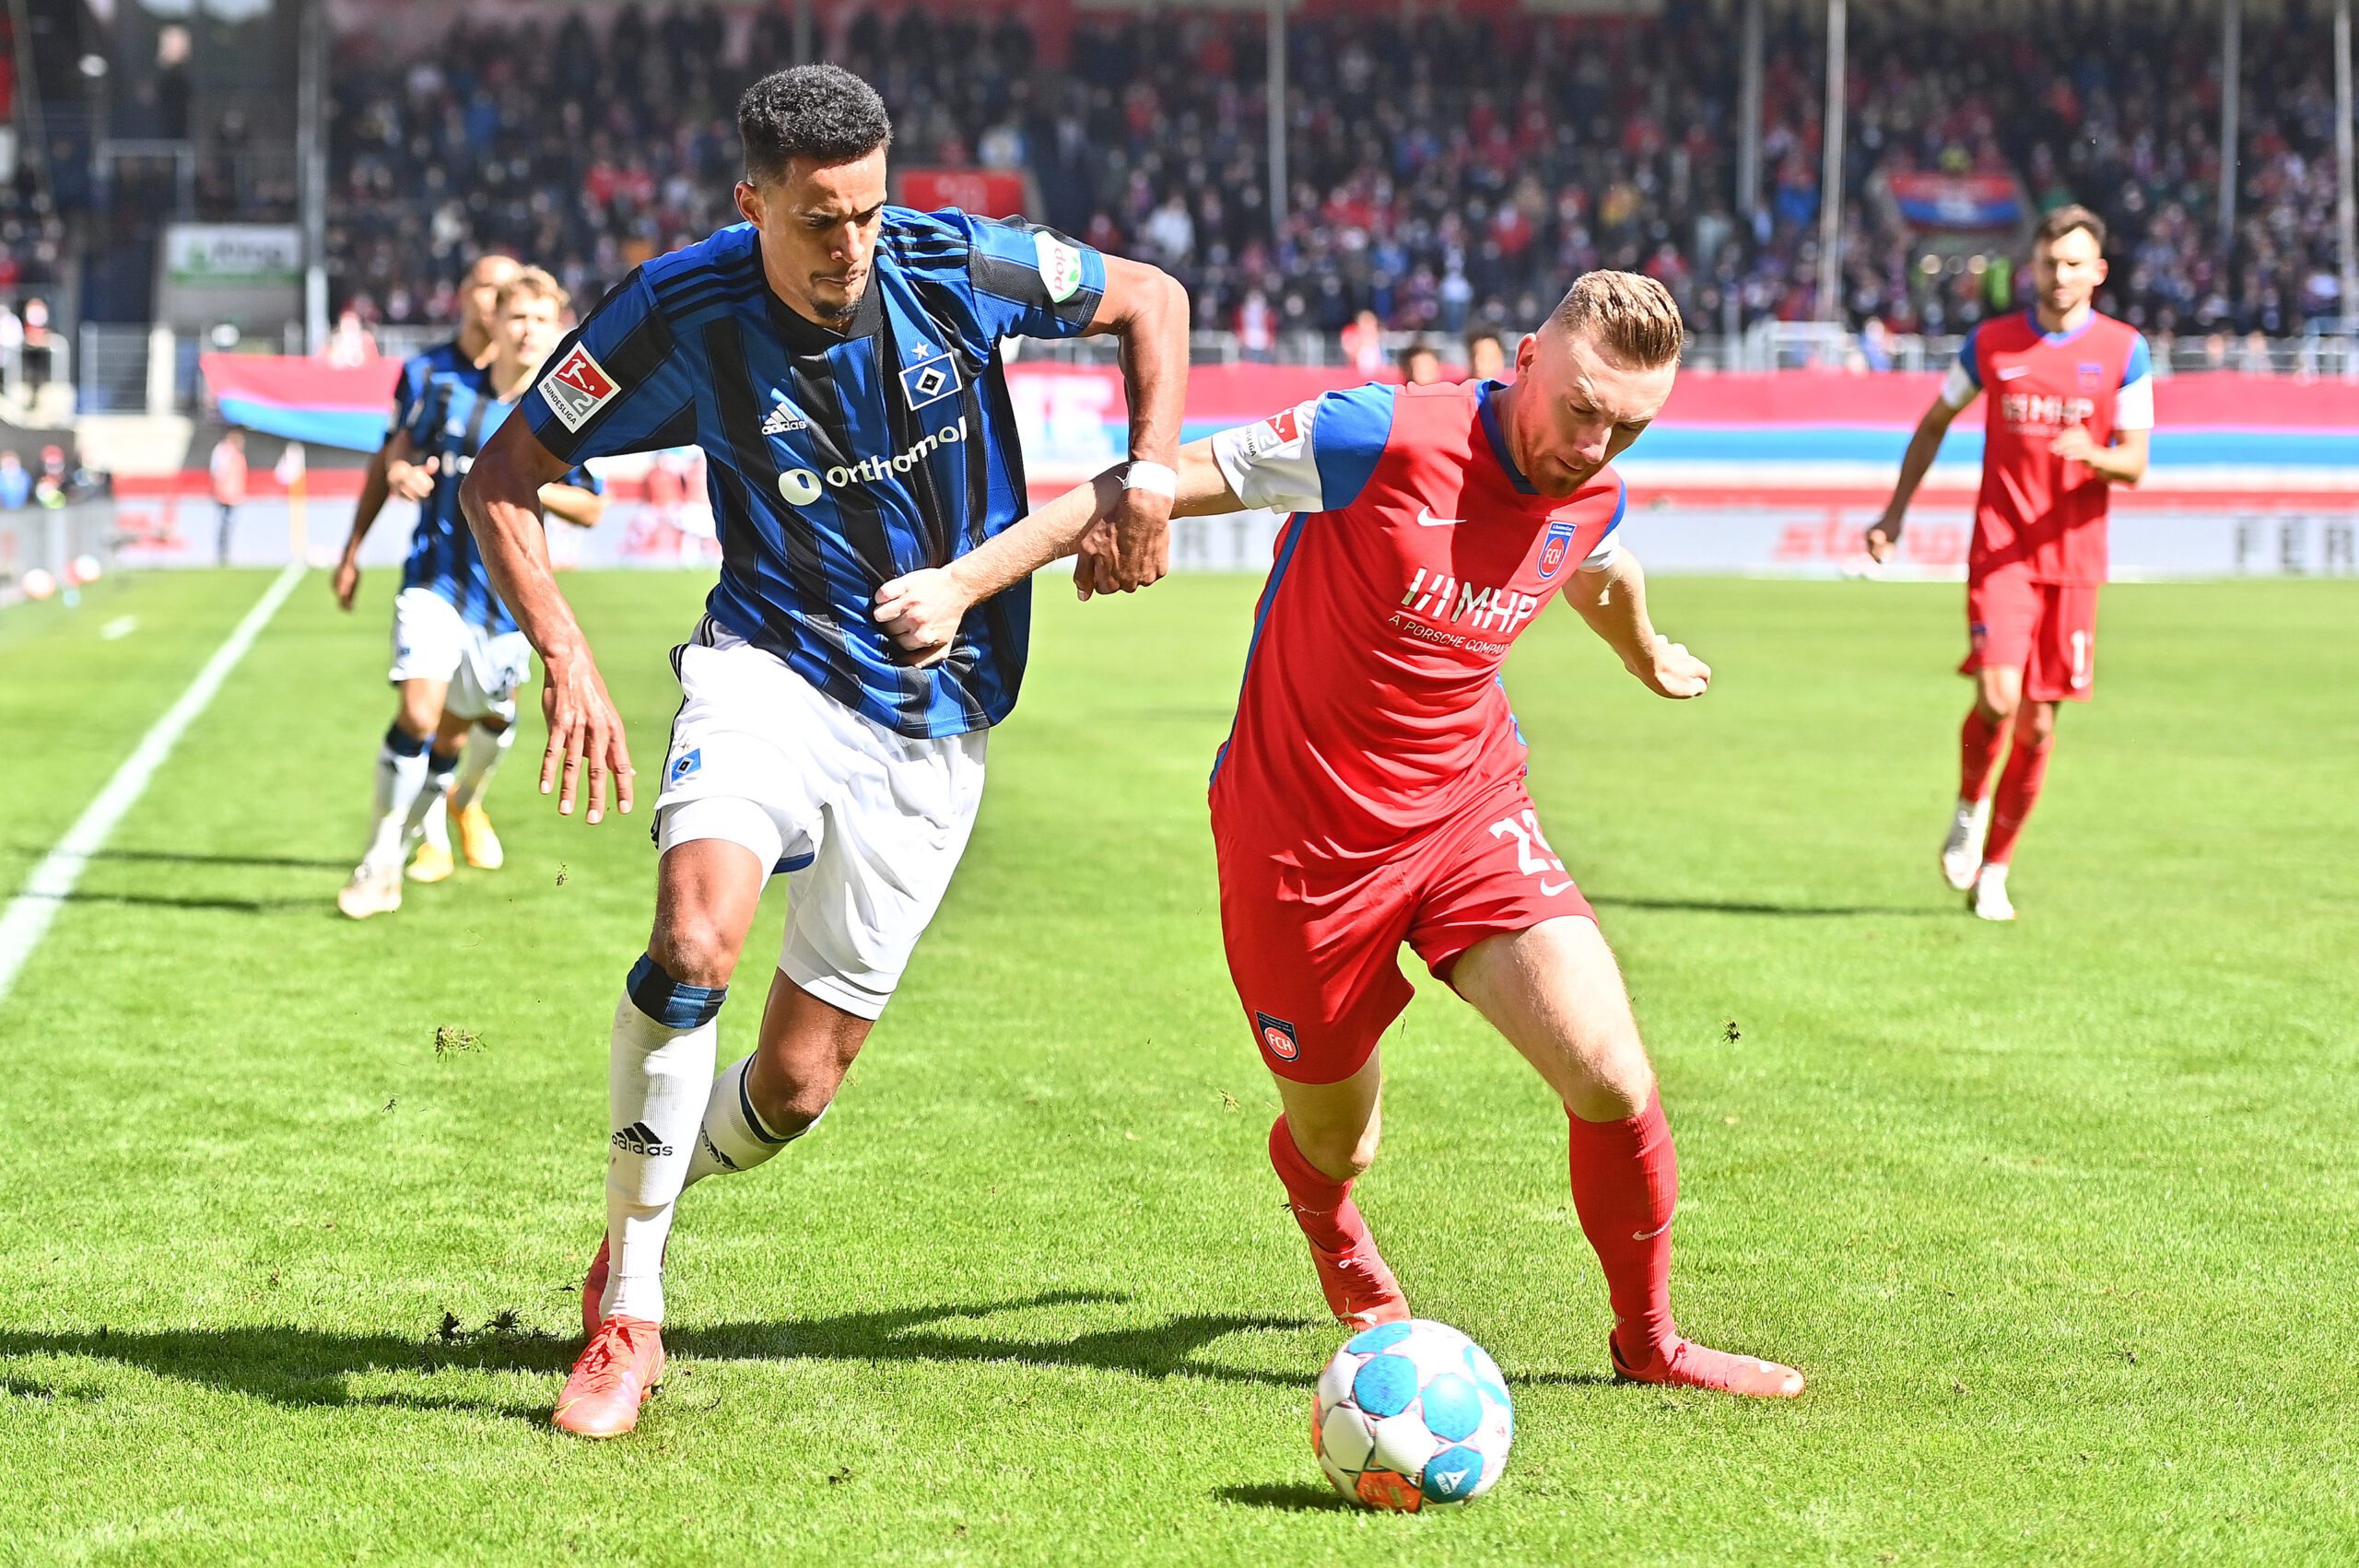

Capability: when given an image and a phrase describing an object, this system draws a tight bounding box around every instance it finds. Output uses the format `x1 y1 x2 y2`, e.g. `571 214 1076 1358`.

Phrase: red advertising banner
898 169 1027 218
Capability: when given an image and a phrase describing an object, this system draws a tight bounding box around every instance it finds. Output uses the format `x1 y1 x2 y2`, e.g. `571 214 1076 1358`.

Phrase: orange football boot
1307 1237 1411 1328
552 1316 665 1438
1611 1333 1805 1398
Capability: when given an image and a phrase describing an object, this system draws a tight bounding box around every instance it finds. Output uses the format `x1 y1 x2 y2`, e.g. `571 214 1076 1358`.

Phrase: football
1312 1319 1514 1512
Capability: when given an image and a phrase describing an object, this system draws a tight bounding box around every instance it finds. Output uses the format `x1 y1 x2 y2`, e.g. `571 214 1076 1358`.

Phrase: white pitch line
0 563 306 1002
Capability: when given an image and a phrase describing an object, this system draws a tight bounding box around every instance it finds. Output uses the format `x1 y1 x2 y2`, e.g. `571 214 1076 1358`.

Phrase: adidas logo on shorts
611 1121 674 1157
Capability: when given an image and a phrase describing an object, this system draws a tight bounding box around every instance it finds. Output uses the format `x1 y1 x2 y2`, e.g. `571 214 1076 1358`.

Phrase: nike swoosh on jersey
1539 879 1573 895
1415 506 1463 527
1997 366 2030 380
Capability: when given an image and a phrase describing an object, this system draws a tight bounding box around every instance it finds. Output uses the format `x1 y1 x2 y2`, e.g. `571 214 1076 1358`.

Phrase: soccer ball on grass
1312 1318 1513 1511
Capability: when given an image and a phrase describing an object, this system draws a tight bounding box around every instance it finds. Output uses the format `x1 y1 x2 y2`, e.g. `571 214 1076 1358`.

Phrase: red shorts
1214 785 1596 1084
1963 569 2099 703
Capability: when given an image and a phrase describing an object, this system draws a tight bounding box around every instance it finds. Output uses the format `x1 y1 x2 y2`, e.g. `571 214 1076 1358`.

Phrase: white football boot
336 861 404 919
1940 797 1990 892
1968 862 2015 922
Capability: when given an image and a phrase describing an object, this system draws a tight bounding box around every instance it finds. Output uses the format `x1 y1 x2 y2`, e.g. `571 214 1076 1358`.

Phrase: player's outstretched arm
1868 397 1962 563
1566 547 1710 699
1076 255 1191 594
462 415 633 824
874 440 1244 661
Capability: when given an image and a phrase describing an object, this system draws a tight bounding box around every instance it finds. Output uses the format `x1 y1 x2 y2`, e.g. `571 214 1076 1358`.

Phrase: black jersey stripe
784 344 925 731
702 318 827 632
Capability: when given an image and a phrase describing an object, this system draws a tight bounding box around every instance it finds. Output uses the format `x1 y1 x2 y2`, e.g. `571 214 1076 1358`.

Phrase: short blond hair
1550 271 1683 368
495 266 569 315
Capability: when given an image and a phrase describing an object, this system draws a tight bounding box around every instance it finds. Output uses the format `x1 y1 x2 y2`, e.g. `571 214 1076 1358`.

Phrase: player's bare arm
334 430 439 610
334 441 398 612
536 480 606 530
2052 423 2149 486
462 414 633 824
1868 394 1966 563
1566 548 1709 699
1069 256 1189 595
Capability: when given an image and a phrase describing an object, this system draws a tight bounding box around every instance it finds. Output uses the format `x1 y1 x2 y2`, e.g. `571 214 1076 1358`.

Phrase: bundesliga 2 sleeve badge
539 344 619 433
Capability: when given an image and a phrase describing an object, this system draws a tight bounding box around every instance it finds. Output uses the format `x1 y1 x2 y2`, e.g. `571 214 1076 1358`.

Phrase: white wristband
1122 460 1177 499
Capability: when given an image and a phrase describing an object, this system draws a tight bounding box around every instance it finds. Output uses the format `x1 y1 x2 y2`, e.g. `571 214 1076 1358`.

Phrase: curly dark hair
736 65 893 185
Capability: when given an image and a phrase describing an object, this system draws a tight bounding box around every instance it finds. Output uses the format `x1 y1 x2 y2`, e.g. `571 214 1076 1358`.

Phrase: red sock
1959 708 2005 802
1566 1087 1680 1369
1983 733 2053 864
1269 1116 1371 1254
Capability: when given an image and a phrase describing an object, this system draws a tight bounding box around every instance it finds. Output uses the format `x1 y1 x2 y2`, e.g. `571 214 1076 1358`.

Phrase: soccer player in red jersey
877 272 1805 1398
1866 206 2153 919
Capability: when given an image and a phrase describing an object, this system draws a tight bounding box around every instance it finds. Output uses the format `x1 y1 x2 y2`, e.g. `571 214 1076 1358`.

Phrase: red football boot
1307 1236 1411 1328
552 1316 665 1438
580 1234 610 1340
1611 1333 1805 1398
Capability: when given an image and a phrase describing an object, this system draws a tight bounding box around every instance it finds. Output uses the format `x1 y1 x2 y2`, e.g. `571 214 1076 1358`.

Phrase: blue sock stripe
625 953 726 1030
425 749 459 779
383 724 431 758
735 1059 792 1146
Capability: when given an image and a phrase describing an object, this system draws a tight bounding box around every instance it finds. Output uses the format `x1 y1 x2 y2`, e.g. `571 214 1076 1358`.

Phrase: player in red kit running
871 275 1802 1398
1866 206 2152 920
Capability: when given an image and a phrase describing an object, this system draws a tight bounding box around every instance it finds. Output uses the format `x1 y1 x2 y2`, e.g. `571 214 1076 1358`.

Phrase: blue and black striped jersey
390 339 475 439
402 365 603 636
522 212 1108 740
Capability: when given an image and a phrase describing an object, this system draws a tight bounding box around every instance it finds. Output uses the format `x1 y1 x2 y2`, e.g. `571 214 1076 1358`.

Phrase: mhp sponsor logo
1254 1011 1300 1062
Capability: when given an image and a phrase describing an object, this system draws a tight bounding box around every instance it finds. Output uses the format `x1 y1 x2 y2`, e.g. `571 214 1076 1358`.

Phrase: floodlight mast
1814 0 1845 323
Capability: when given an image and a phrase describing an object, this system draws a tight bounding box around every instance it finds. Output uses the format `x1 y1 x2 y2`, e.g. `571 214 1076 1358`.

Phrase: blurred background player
208 428 245 566
1867 207 2152 921
1465 330 1508 384
1399 341 1444 386
336 269 604 919
334 252 523 875
462 64 1185 1439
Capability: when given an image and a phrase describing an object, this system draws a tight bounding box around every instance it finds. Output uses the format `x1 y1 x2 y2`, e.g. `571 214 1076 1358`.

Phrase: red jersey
1951 309 2153 586
1207 380 1625 863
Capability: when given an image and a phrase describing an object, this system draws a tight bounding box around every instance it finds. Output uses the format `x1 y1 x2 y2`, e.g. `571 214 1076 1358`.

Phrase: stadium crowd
324 2 2354 352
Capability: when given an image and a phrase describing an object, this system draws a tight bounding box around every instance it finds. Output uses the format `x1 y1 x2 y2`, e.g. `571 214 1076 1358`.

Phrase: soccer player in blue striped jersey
462 65 1187 1438
332 252 519 872
336 269 605 919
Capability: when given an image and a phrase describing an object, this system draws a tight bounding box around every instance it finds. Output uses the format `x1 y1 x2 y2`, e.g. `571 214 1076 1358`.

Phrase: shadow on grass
0 1292 1322 1422
69 848 353 872
1589 893 1950 919
61 891 323 914
1214 1481 1356 1513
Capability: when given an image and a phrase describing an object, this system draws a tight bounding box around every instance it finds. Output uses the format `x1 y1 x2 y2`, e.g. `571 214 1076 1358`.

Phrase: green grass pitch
2 566 2354 1564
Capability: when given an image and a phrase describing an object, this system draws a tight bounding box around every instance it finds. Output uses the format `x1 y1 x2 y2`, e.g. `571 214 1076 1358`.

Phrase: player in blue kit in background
461 65 1188 1438
333 252 521 879
336 268 606 919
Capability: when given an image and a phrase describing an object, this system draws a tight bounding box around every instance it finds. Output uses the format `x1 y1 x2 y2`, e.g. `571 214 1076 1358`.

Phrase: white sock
450 721 514 813
409 751 458 845
362 728 431 872
602 955 725 1325
683 1053 827 1188
418 791 451 852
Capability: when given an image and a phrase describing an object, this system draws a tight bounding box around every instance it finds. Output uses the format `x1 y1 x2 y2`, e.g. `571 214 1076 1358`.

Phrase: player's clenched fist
1637 633 1710 699
872 568 969 667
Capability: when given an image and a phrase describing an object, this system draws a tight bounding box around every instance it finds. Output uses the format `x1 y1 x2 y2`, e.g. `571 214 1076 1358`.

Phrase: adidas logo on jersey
760 404 807 436
611 1121 674 1158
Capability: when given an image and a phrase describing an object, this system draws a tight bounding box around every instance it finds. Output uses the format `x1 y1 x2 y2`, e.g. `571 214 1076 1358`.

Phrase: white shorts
389 586 531 725
654 619 989 1020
